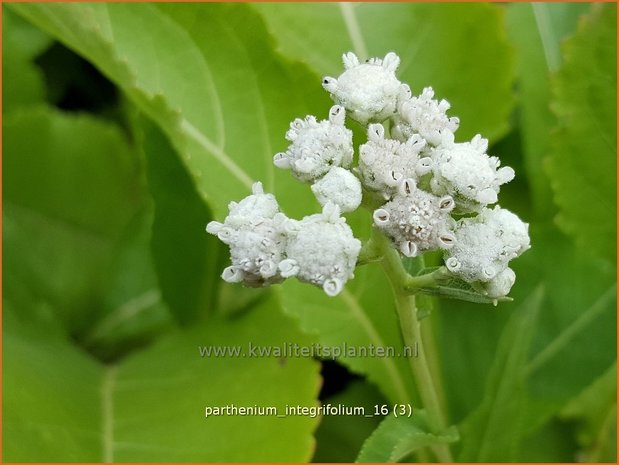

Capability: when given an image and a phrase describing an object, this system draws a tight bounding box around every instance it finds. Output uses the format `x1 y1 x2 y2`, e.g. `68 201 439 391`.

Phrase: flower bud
392 86 459 147
445 206 530 284
373 179 456 256
430 135 515 212
274 106 353 182
206 182 291 287
281 203 361 296
311 166 362 213
322 51 406 125
359 124 432 198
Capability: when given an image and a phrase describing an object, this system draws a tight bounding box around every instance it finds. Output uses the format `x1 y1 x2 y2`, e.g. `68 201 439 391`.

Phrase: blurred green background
3 2 616 462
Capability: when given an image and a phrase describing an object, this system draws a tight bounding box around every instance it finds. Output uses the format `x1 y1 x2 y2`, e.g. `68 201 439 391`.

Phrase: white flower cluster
322 51 527 298
373 179 456 257
274 105 353 183
280 202 361 296
206 183 359 296
205 182 290 287
274 105 362 213
322 52 404 125
430 135 515 212
359 124 432 198
392 86 460 147
445 207 530 298
209 50 529 300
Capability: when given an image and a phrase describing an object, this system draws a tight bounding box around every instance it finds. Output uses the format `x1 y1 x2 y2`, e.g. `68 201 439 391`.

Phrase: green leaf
279 262 415 406
78 206 175 362
140 119 223 325
4 294 321 462
506 3 591 216
3 302 104 461
9 3 327 220
546 4 617 262
3 107 144 332
412 268 512 305
356 411 458 463
458 286 543 461
517 226 616 435
3 106 175 360
3 8 51 111
254 3 514 142
112 294 320 462
561 363 617 462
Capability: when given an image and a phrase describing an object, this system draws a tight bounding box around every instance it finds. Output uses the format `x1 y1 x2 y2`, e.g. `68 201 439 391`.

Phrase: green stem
404 267 449 291
401 254 449 416
376 231 453 462
419 302 449 427
357 235 383 266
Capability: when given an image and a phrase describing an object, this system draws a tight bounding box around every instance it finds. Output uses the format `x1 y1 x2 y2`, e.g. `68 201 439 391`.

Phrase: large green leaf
356 411 458 463
546 4 617 262
4 294 321 462
3 8 51 111
9 3 326 219
3 107 144 332
254 2 514 142
111 295 320 462
506 3 590 216
457 287 543 461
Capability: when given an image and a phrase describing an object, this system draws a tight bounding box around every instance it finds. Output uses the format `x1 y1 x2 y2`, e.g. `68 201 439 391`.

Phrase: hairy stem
376 230 453 462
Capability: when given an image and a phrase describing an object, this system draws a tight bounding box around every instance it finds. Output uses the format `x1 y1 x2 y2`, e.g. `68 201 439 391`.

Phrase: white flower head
311 166 362 213
481 267 516 299
373 179 456 257
223 181 280 225
359 123 432 197
322 52 406 125
274 105 353 182
430 134 515 212
206 182 293 287
392 86 459 147
445 206 530 283
279 202 361 296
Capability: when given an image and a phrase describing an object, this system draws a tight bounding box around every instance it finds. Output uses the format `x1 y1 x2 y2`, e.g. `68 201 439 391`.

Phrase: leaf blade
505 3 591 215
9 3 326 219
356 411 458 463
545 4 617 263
458 286 544 461
255 2 515 142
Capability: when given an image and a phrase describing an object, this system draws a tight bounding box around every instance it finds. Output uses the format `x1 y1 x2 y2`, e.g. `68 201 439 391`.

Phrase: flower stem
404 267 449 290
376 230 453 462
